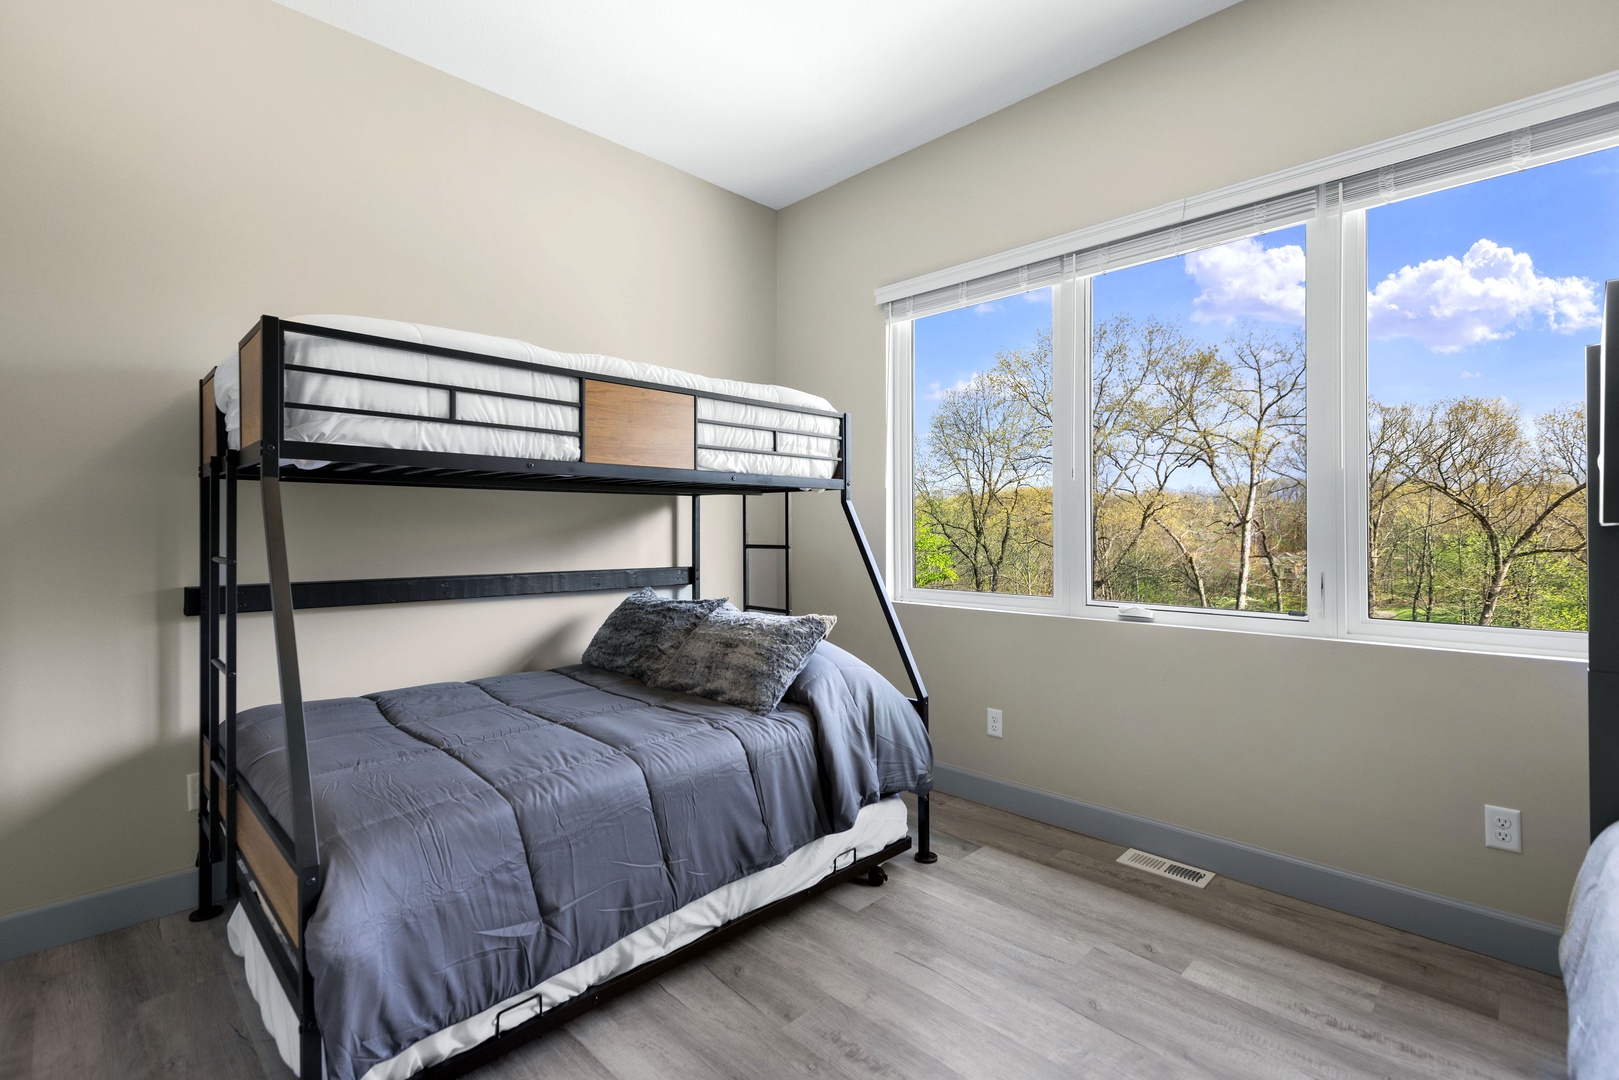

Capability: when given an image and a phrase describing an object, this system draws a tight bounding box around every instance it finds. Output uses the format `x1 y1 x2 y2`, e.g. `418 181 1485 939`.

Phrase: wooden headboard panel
239 323 264 450
200 370 218 463
581 379 695 470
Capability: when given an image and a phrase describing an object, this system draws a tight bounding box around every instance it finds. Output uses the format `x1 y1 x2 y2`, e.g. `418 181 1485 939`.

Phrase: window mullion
1338 209 1370 638
1051 275 1086 616
888 319 916 601
1302 198 1346 638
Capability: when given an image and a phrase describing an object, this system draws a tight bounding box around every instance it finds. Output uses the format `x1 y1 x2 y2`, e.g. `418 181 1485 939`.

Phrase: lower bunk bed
225 642 933 1080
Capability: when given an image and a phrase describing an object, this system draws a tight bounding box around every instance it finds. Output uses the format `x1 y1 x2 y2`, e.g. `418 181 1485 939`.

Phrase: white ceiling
274 0 1242 209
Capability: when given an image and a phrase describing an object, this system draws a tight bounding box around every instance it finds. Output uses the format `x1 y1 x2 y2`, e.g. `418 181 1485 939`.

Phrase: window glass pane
912 288 1053 596
1365 147 1619 631
1090 226 1308 614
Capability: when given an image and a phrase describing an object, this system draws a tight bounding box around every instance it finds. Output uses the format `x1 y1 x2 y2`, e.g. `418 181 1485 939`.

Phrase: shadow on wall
0 737 196 916
518 614 598 671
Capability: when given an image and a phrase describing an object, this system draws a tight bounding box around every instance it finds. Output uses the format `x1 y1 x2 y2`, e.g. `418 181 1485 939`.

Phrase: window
1091 227 1308 615
887 85 1619 658
1361 149 1614 633
911 289 1054 597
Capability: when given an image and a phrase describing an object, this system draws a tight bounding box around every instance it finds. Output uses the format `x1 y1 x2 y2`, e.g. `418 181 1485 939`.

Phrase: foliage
912 311 1588 633
1367 396 1585 629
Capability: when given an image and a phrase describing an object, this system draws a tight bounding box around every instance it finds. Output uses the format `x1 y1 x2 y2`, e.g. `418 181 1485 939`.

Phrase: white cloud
1366 239 1600 353
1184 237 1307 325
1459 370 1483 379
973 302 1003 316
925 375 977 401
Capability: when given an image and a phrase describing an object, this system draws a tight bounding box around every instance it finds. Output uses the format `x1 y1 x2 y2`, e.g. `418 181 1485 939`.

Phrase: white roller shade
884 188 1320 323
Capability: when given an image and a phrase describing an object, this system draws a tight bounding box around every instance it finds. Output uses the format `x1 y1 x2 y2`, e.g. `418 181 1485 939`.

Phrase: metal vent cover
1117 848 1215 888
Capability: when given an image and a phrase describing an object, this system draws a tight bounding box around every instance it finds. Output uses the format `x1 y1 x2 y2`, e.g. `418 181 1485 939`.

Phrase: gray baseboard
932 764 1563 975
0 864 226 966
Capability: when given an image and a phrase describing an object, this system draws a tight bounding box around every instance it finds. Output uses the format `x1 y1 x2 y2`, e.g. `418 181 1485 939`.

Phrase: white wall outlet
187 772 200 813
1485 805 1521 852
986 708 1003 738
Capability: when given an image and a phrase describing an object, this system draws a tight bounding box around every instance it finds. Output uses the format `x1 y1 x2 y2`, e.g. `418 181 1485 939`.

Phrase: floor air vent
1117 848 1215 888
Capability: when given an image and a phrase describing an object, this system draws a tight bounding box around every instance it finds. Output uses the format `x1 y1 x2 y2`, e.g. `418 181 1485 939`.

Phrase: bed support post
691 495 701 600
257 316 327 1079
836 414 936 865
192 378 225 922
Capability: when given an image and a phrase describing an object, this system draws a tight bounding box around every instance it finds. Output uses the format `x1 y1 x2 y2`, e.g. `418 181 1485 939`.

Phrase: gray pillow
650 606 834 713
581 588 728 683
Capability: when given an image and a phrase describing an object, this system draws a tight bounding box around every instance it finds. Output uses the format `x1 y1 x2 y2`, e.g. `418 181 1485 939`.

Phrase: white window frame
885 70 1619 661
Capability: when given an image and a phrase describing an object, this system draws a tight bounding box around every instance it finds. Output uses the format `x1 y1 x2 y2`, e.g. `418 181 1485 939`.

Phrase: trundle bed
189 316 935 1080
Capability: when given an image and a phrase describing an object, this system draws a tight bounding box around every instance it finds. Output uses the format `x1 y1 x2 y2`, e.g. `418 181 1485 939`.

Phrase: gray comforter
234 642 932 1080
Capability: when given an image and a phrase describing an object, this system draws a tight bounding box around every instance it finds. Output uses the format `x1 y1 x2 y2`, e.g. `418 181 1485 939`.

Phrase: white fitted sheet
215 315 840 479
228 796 908 1080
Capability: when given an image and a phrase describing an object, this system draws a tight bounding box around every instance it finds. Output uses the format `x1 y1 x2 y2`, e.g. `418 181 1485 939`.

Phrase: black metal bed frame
189 316 934 1079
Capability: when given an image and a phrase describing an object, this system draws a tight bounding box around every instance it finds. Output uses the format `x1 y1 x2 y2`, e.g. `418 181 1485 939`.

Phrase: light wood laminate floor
0 792 1569 1079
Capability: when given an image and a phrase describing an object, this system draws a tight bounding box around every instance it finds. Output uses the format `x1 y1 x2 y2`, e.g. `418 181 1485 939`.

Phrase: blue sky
1366 145 1619 416
913 288 1053 435
914 142 1619 434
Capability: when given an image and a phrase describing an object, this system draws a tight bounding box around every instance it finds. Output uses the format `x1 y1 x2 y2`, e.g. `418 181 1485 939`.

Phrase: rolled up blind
885 187 1320 322
886 96 1619 324
1336 98 1619 210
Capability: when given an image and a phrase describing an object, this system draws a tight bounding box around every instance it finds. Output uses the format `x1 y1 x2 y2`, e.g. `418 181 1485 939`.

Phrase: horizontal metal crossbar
285 401 579 439
695 443 840 463
183 566 692 617
234 442 843 495
283 362 581 410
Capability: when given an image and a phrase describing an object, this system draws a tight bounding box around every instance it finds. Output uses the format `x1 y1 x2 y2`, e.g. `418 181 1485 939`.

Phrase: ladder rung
210 555 234 564
209 657 231 673
744 544 789 550
745 605 790 614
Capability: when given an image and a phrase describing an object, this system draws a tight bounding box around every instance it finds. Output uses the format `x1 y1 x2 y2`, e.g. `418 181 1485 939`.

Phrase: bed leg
915 792 938 864
300 1017 323 1079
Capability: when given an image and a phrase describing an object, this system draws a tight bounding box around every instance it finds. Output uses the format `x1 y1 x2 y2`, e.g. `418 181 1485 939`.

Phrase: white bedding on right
1563 821 1619 1078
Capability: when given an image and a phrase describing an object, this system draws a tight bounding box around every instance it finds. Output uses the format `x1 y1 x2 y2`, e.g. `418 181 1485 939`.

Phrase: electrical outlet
986 708 1003 738
187 772 199 813
1485 805 1521 852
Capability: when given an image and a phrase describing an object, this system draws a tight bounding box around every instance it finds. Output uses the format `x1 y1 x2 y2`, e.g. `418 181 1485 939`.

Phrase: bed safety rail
235 316 847 495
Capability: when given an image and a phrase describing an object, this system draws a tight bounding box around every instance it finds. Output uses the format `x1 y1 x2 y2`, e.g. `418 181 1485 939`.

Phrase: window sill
893 591 1587 663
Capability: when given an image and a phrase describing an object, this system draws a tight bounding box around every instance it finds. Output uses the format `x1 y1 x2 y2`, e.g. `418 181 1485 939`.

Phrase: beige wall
776 0 1619 925
5 0 1616 931
0 0 776 916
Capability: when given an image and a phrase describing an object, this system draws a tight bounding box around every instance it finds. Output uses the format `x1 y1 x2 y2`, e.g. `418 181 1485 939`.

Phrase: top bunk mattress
214 315 841 479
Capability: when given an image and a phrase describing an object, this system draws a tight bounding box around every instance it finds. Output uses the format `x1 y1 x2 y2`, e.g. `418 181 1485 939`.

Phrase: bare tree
1164 326 1307 611
1401 397 1586 625
1090 316 1200 599
915 334 1053 594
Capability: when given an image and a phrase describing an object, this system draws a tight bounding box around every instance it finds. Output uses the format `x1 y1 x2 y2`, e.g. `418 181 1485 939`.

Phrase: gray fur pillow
581 588 728 683
651 607 834 713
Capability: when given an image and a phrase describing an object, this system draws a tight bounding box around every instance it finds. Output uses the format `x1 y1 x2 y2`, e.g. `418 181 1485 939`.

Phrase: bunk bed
188 315 936 1080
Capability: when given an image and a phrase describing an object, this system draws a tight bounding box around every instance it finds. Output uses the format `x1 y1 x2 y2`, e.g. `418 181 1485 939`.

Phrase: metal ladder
742 492 791 614
192 451 237 921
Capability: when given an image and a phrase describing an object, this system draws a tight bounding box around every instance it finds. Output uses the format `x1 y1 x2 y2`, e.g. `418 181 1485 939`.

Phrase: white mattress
229 796 909 1080
215 315 841 479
